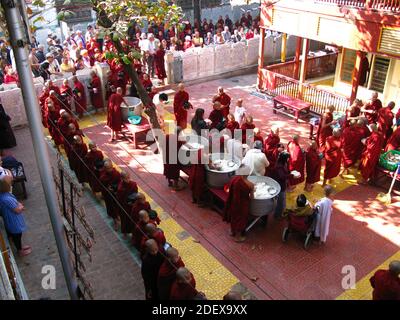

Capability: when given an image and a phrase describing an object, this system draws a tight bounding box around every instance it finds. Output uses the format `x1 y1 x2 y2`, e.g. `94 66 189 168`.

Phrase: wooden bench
273 95 312 123
123 117 152 149
208 187 228 216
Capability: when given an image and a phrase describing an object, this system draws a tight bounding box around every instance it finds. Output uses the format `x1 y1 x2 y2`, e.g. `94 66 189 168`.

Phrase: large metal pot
121 97 143 122
205 153 241 189
247 176 281 216
179 134 209 166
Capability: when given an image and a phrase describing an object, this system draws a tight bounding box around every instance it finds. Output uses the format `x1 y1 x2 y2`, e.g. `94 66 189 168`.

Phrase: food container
247 176 281 217
121 97 143 121
379 150 400 172
205 153 241 189
179 134 209 166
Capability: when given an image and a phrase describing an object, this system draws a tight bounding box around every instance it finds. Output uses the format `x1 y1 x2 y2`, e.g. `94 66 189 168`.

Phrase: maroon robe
140 229 167 257
385 127 400 152
99 168 121 219
241 123 255 143
173 90 190 129
305 147 322 184
131 201 151 225
73 80 87 116
364 99 383 124
60 84 72 110
169 273 197 300
163 134 184 181
213 93 231 118
39 90 50 126
157 257 185 300
225 120 239 136
132 219 157 250
63 129 84 168
107 93 123 132
377 107 394 143
287 140 305 185
90 75 104 110
324 136 342 180
116 180 138 234
370 269 400 300
209 109 223 130
341 126 364 168
317 112 333 153
46 110 62 146
264 133 280 170
344 106 361 127
359 132 384 181
154 48 167 80
84 149 104 192
141 251 164 300
188 150 206 202
223 176 252 235
71 142 88 183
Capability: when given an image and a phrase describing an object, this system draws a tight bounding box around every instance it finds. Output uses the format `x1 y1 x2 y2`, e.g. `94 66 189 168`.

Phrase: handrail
315 0 400 11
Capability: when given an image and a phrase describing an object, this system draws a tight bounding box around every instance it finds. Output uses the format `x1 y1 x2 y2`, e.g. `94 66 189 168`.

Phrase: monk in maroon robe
385 126 400 152
305 141 322 192
130 193 151 224
264 126 280 173
72 76 87 118
45 91 61 115
60 79 72 111
341 120 364 175
154 46 167 84
140 224 166 258
107 87 127 141
141 239 164 300
316 105 336 153
70 135 88 184
241 115 255 144
358 124 384 184
99 159 121 230
188 149 207 206
344 99 362 127
170 267 199 300
208 101 224 130
212 87 231 118
369 260 400 300
63 123 84 168
89 71 104 112
47 80 61 95
377 102 395 143
225 114 239 137
173 83 191 129
132 210 158 250
45 101 62 148
116 171 138 237
223 176 254 242
361 91 383 124
158 247 185 300
39 86 50 126
253 128 263 145
323 128 343 186
163 128 185 190
287 135 305 190
84 142 104 193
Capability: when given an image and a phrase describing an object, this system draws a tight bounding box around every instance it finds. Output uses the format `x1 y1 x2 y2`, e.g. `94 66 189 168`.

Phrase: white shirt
234 105 246 125
241 149 269 176
139 39 150 52
314 197 333 243
226 138 244 160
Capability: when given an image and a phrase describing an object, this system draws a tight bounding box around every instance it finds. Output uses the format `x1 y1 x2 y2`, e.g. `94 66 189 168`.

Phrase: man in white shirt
314 185 335 244
45 53 63 78
226 136 245 160
221 26 232 43
241 141 269 176
146 33 159 78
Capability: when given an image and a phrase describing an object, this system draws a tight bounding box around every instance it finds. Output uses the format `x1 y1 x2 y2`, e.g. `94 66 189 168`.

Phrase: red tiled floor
83 76 400 299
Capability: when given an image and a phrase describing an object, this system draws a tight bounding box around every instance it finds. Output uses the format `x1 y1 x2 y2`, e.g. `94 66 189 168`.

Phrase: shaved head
333 128 341 137
139 210 149 222
324 185 334 197
88 141 96 149
310 140 317 149
178 83 185 91
389 260 400 276
103 159 112 169
223 290 243 300
176 267 192 283
120 170 130 180
145 239 158 255
166 247 179 262
145 223 157 236
292 134 299 141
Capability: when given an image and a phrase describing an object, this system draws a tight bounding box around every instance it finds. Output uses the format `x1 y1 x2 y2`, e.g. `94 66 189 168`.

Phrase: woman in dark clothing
269 152 293 219
190 108 209 136
0 102 17 149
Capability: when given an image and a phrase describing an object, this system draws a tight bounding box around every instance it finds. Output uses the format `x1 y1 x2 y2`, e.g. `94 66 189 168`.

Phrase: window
340 48 356 83
369 56 390 93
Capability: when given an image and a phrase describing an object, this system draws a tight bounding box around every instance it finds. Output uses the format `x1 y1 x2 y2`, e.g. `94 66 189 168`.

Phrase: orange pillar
257 28 266 90
293 37 302 80
350 51 365 103
298 38 310 98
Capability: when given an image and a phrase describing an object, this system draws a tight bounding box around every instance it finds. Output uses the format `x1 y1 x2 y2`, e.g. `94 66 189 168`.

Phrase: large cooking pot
205 153 241 189
121 97 143 122
247 176 281 216
179 134 209 166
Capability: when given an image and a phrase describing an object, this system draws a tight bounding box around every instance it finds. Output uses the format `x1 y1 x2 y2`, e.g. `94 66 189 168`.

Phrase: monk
141 239 164 300
369 260 400 300
173 83 192 129
305 141 322 192
241 115 255 144
323 128 343 186
223 290 243 300
223 175 254 242
317 105 336 153
63 123 84 168
132 210 158 250
340 119 364 175
71 135 88 184
287 134 305 191
140 224 166 257
163 127 185 190
158 247 185 300
377 101 395 143
47 80 61 95
89 71 104 112
99 159 122 230
264 126 281 171
130 193 151 224
60 79 72 111
208 101 224 131
72 76 87 118
188 149 207 206
45 90 61 115
253 128 263 145
361 91 383 124
169 267 199 300
39 84 50 126
84 142 104 193
385 126 400 152
212 87 231 118
358 124 384 184
225 113 239 137
344 99 362 127
116 171 138 238
45 101 63 148
57 111 79 141
154 44 167 85
107 87 128 142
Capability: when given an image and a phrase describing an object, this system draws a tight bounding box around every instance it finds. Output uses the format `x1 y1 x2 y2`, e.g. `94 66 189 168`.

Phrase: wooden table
373 166 400 187
123 117 152 149
273 95 312 123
